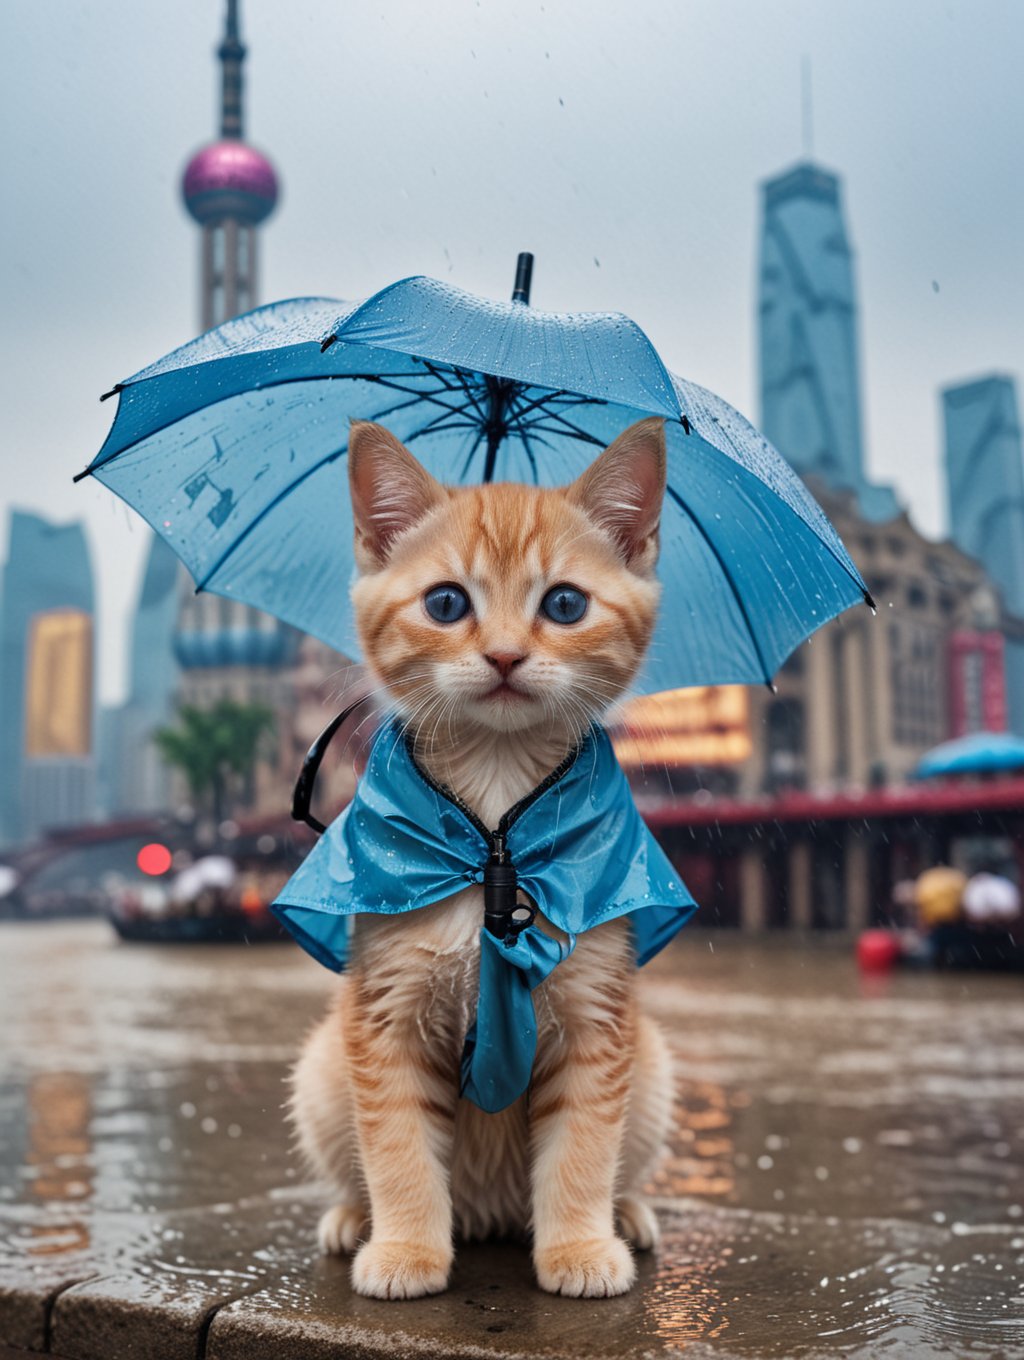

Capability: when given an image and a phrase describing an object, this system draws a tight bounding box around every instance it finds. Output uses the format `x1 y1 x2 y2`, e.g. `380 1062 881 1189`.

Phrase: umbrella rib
511 388 604 423
400 407 488 444
502 392 547 481
191 440 351 593
405 418 489 445
507 388 569 420
509 393 607 446
421 359 476 400
418 358 461 388
448 367 490 423
363 375 472 418
82 367 466 479
664 485 774 686
515 425 540 482
194 402 490 598
522 411 606 446
365 392 455 425
84 366 599 484
458 427 488 479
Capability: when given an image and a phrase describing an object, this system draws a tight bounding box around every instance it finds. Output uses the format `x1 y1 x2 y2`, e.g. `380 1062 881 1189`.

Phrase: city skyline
2 0 1022 703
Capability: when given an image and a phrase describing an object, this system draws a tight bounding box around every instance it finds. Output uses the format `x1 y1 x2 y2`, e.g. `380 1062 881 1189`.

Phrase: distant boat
108 854 290 946
108 906 286 945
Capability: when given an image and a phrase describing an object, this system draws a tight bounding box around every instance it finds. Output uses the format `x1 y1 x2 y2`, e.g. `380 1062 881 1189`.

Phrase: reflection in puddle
644 1228 732 1348
649 1074 740 1200
25 1071 93 1255
640 1072 738 1346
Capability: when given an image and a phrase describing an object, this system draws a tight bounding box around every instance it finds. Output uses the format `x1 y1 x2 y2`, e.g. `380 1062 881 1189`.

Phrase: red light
137 843 173 876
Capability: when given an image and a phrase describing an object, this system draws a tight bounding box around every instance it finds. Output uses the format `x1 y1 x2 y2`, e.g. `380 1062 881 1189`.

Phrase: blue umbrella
915 730 1024 780
77 256 871 694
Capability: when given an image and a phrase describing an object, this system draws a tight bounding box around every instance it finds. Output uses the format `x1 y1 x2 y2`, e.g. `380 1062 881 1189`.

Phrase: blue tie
460 925 575 1113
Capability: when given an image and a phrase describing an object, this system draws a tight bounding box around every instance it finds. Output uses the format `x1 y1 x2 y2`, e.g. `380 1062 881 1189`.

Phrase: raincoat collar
272 721 696 1111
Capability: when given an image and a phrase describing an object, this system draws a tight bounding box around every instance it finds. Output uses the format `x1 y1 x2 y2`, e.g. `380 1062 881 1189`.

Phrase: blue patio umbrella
77 256 871 694
915 730 1024 780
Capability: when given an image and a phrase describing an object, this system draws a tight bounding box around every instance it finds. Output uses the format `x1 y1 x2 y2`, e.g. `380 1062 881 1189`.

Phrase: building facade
742 483 996 794
0 512 96 846
942 375 1024 734
618 485 995 802
758 162 899 522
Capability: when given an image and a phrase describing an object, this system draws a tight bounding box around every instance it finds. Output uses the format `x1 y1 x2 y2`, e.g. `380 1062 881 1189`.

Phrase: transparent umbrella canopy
78 255 871 696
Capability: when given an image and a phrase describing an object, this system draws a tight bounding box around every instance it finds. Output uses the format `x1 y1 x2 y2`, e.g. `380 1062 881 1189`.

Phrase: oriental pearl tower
171 0 297 793
182 0 279 329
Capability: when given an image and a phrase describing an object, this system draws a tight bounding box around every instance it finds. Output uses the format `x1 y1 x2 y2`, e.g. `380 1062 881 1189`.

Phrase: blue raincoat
271 722 697 1112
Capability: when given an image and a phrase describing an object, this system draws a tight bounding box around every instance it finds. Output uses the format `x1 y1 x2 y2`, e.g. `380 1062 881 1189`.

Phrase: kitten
289 417 675 1299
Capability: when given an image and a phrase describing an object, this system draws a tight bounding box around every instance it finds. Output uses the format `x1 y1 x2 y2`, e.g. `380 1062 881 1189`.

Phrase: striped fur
289 419 674 1298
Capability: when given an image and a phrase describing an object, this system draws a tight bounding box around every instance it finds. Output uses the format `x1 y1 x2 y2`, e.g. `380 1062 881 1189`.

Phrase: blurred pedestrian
914 866 967 928
962 869 1021 928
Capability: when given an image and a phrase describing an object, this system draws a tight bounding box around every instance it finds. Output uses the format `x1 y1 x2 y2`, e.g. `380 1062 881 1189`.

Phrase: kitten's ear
567 418 666 571
348 421 445 568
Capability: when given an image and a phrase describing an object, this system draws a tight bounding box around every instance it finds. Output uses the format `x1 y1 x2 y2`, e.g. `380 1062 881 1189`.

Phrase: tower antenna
219 0 245 139
801 55 814 159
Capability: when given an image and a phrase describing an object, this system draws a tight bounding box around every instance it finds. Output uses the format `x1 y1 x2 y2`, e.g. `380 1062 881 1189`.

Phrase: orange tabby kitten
290 417 674 1299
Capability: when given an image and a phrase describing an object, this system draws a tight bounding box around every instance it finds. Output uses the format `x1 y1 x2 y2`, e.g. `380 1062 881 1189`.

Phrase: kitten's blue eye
540 585 588 625
423 584 470 623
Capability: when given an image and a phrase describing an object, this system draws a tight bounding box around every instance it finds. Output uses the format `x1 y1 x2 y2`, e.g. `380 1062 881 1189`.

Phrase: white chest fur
414 723 573 830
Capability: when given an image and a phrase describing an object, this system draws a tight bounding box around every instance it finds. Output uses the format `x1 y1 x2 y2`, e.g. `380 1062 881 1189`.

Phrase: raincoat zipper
404 731 585 939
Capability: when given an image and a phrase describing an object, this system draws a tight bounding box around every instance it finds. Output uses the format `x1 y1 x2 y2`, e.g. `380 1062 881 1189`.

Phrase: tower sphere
182 140 279 226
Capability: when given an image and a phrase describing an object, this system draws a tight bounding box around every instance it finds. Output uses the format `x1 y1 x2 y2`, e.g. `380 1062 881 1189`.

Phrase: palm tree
154 699 276 824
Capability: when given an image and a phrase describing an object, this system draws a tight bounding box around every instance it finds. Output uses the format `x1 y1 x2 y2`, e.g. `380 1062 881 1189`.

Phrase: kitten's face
348 420 666 739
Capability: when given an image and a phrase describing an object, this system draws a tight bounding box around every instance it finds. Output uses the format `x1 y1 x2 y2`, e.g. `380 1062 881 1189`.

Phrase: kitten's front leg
344 971 457 1299
529 939 637 1298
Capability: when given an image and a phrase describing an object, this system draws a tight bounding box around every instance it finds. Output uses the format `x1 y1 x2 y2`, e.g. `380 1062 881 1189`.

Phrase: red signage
948 632 1006 736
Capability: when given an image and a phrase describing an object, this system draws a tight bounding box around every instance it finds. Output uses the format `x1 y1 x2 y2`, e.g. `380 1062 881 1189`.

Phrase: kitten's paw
535 1236 636 1298
616 1195 660 1251
317 1203 369 1256
351 1239 452 1299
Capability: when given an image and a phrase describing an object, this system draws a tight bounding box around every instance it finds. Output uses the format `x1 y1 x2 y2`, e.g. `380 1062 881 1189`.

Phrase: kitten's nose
484 651 527 679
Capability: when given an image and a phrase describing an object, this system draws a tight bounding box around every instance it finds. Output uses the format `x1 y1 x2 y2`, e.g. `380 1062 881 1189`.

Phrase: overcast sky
2 0 1022 703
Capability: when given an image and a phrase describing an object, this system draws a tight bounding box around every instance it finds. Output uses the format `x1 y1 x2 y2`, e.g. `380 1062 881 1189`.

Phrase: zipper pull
483 834 537 940
483 833 517 937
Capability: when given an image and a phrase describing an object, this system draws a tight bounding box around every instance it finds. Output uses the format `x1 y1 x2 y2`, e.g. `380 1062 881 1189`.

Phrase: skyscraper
943 376 1024 615
758 162 899 522
131 535 182 718
174 0 298 719
101 534 181 815
942 375 1024 733
0 512 96 846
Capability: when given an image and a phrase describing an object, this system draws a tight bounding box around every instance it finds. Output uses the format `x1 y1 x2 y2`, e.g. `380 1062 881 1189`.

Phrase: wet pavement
1 920 1023 1358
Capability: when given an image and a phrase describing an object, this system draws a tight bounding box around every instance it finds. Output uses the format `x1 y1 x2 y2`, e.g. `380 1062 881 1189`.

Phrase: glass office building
0 511 96 845
758 162 899 522
943 375 1024 733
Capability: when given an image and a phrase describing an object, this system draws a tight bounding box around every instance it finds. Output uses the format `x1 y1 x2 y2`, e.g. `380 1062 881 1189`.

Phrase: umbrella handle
291 696 374 835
